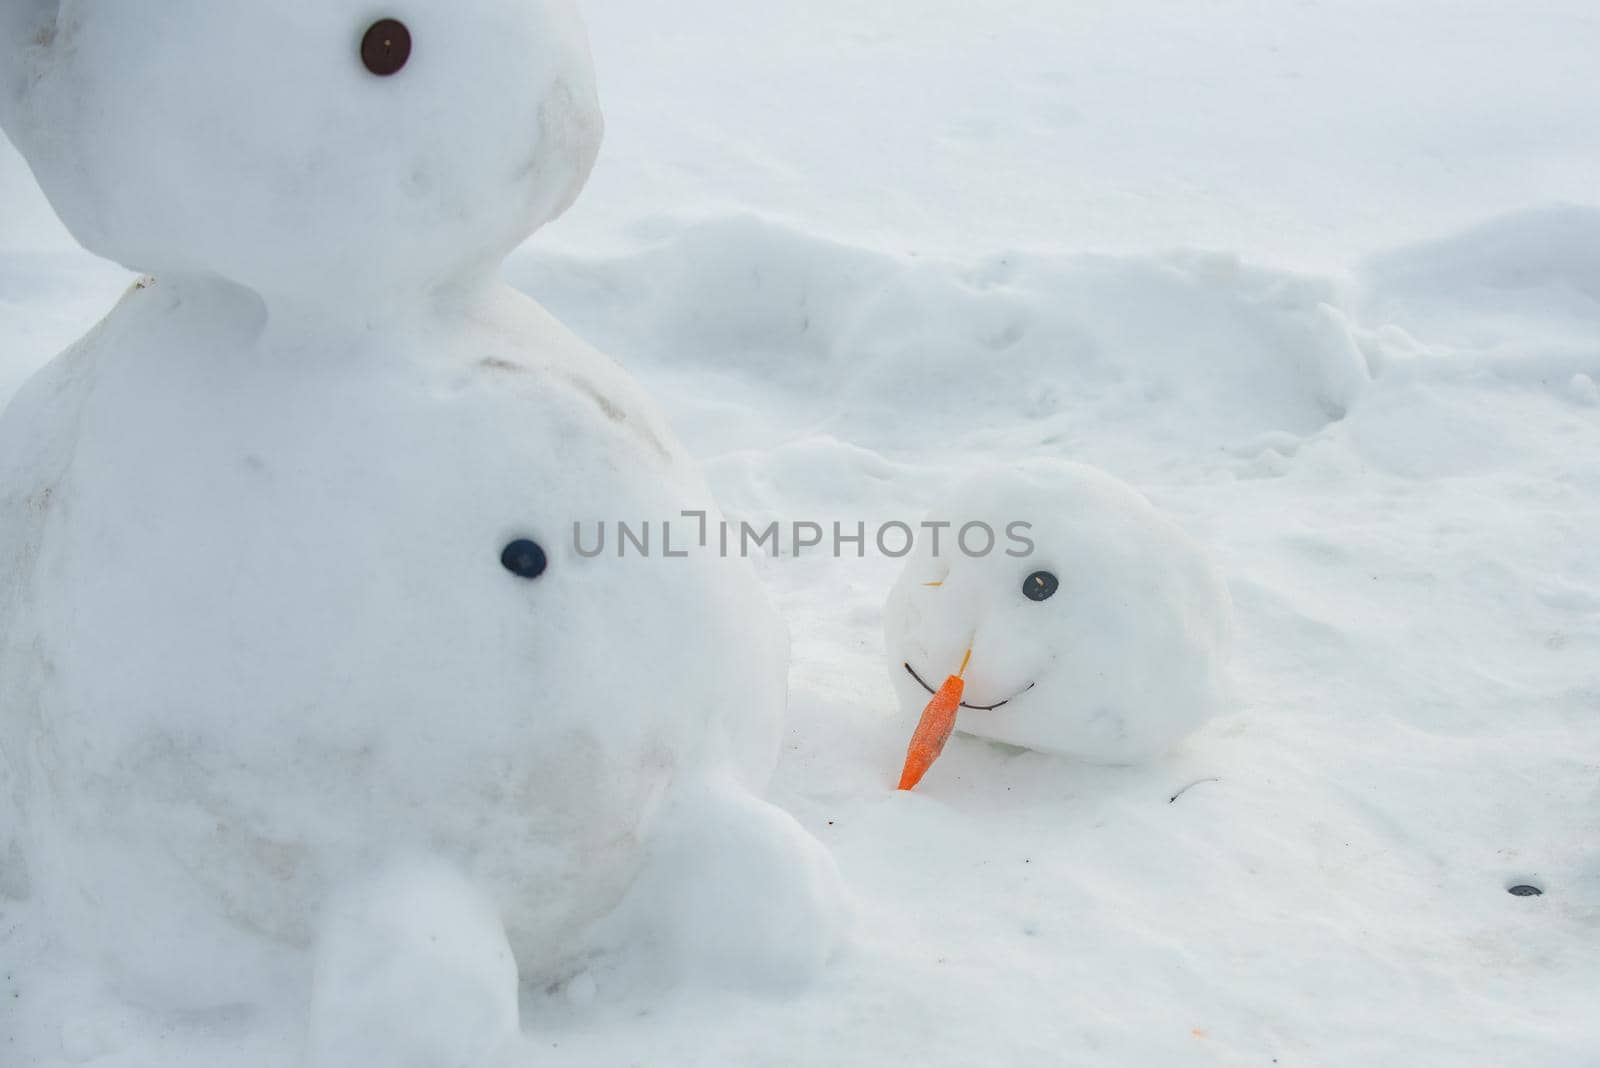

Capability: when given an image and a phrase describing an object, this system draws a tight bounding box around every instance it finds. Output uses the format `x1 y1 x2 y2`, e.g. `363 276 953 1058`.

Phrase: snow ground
3 1 1599 1065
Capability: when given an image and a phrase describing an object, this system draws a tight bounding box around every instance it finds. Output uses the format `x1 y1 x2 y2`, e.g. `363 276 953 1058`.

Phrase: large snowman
0 0 842 1038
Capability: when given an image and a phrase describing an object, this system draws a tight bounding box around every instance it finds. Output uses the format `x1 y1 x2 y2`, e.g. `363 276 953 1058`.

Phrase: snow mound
510 215 1372 451
1358 205 1600 374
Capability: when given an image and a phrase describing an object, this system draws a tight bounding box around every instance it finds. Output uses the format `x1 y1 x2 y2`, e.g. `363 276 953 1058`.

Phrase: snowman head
884 460 1232 767
0 1 602 305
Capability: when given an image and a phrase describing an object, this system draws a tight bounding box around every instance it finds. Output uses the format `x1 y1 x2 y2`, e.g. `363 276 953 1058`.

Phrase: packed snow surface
3 0 1599 1065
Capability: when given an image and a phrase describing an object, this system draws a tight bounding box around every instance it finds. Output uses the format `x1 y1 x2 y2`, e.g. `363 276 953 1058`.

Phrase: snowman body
0 0 840 1017
1 278 791 1003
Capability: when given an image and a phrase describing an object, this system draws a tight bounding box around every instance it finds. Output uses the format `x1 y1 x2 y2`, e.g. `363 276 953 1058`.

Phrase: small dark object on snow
361 19 412 76
501 539 548 580
1023 570 1059 602
1507 884 1543 897
1169 777 1221 803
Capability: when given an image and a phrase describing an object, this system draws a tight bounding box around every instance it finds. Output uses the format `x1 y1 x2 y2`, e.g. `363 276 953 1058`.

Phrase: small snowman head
0 1 602 304
885 460 1232 770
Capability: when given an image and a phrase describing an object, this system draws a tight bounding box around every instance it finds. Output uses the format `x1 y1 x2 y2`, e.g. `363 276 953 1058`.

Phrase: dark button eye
361 19 412 76
1023 571 1058 602
501 539 548 580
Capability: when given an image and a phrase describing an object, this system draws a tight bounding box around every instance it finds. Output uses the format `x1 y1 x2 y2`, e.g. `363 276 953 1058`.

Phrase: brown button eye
360 19 412 77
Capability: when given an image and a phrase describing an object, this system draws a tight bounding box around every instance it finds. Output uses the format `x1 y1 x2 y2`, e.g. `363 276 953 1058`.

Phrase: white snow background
3 0 1599 1064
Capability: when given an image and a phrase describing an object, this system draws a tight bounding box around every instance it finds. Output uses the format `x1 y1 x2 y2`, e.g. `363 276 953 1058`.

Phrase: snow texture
2 0 1599 1065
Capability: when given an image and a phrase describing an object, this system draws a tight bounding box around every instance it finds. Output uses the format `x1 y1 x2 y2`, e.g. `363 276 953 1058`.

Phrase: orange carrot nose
897 648 973 791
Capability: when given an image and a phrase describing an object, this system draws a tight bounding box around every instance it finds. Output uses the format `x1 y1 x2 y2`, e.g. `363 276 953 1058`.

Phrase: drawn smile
903 662 1035 711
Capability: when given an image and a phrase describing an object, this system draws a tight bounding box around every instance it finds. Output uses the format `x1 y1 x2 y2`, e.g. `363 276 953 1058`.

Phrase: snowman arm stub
613 781 848 992
305 858 520 1068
